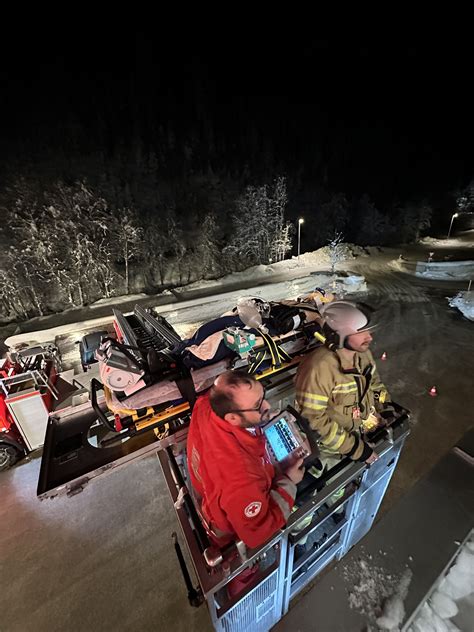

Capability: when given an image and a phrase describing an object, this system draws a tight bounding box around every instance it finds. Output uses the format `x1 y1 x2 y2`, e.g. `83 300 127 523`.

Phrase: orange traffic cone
381 352 387 361
429 386 437 397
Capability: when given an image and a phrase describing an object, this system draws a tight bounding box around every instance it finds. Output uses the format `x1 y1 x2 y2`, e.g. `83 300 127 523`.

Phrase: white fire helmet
320 301 376 348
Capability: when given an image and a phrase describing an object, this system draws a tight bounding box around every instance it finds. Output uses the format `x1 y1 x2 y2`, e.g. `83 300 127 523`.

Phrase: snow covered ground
407 531 474 632
448 291 474 321
419 231 474 250
415 260 474 281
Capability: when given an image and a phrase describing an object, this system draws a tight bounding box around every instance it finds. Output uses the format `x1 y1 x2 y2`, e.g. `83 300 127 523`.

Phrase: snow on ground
448 292 474 321
172 243 368 294
88 293 149 308
420 230 474 249
342 553 412 630
407 531 474 632
415 261 474 281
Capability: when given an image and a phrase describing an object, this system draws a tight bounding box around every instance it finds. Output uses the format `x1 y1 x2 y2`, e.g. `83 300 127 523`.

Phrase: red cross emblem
244 501 262 518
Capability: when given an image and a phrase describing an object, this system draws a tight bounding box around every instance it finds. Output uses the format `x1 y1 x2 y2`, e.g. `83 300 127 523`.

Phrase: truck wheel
0 444 22 471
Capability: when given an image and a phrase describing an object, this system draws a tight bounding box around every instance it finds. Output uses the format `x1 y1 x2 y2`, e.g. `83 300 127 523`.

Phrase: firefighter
295 300 390 469
187 370 305 550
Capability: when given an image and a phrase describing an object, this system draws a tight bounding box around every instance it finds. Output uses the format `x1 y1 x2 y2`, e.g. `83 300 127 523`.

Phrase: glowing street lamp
297 218 304 264
447 212 459 239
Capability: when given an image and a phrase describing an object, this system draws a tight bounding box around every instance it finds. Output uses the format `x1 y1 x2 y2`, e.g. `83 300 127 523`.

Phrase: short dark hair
209 370 256 418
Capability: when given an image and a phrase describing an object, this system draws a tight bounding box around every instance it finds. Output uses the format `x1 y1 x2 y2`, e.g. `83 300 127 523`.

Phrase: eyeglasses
227 389 267 415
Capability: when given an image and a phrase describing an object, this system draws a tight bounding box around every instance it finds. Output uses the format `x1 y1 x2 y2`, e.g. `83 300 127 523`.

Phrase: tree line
4 167 471 324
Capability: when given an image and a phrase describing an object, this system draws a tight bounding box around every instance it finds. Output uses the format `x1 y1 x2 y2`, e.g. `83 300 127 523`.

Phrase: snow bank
415 260 474 280
172 243 369 294
420 232 474 249
408 531 474 632
448 292 474 321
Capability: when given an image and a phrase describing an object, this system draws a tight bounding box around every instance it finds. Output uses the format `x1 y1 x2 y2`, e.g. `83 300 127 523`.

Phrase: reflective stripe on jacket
295 346 389 461
187 393 297 549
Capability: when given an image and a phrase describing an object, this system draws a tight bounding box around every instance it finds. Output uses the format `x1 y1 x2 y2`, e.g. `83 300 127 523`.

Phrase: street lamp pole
297 218 304 264
447 212 459 239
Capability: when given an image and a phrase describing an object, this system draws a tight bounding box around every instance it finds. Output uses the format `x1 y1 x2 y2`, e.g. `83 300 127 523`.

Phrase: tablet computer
263 409 309 466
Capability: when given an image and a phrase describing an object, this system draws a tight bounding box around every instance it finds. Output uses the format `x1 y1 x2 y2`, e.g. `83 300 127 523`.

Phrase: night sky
1 27 472 207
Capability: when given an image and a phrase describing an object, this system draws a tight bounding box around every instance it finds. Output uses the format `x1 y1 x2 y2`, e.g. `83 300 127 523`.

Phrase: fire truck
0 343 94 470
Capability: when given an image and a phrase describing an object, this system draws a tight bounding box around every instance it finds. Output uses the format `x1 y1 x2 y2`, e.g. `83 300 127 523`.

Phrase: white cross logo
244 501 262 518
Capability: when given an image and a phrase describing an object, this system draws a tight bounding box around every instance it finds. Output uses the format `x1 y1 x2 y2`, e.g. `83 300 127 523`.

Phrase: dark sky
1 27 472 202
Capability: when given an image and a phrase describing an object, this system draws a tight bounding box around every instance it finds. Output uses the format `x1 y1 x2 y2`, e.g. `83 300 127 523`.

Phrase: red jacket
187 393 297 549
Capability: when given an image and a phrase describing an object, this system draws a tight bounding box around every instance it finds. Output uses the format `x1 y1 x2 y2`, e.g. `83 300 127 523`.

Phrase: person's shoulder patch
244 501 262 518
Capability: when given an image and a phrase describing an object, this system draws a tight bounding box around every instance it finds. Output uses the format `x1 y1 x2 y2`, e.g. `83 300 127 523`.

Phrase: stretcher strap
248 333 293 374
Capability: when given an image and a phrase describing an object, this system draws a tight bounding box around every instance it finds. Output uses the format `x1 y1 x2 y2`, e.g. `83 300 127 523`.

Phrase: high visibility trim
333 382 357 392
330 432 347 450
326 426 346 449
322 422 339 445
298 392 329 403
301 401 327 411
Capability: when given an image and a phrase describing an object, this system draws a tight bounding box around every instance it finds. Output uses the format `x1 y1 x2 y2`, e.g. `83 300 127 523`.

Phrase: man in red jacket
187 370 305 550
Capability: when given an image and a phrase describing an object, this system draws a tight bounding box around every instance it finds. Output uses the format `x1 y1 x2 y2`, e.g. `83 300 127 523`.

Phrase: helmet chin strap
343 338 356 351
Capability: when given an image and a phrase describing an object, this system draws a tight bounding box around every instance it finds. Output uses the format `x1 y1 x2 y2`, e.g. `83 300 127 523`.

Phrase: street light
447 212 459 239
297 218 304 264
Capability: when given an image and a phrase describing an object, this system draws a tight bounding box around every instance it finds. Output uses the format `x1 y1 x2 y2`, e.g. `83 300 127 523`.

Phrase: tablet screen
264 418 298 462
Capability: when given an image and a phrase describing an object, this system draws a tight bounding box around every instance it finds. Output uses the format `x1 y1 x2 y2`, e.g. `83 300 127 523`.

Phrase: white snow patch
343 555 411 629
376 569 413 631
420 232 474 249
448 292 474 321
171 243 369 294
415 261 474 281
408 532 474 632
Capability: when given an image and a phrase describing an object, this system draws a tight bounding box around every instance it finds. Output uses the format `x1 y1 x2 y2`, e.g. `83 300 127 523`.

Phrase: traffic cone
429 386 437 397
381 351 387 361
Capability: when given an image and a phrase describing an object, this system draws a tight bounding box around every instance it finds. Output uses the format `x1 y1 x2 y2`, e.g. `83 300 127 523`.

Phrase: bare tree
0 266 29 320
230 176 292 266
194 213 221 277
327 232 345 276
167 213 187 284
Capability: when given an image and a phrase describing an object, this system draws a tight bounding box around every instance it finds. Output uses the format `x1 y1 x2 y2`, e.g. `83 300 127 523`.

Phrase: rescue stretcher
91 297 328 440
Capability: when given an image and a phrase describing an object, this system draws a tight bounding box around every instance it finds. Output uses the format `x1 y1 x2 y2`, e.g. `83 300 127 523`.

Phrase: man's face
225 382 272 428
346 330 373 352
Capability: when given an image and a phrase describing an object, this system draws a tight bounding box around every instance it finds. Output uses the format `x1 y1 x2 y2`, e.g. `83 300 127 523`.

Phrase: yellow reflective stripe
322 422 339 445
331 432 347 450
333 382 357 391
298 392 329 403
301 402 327 411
